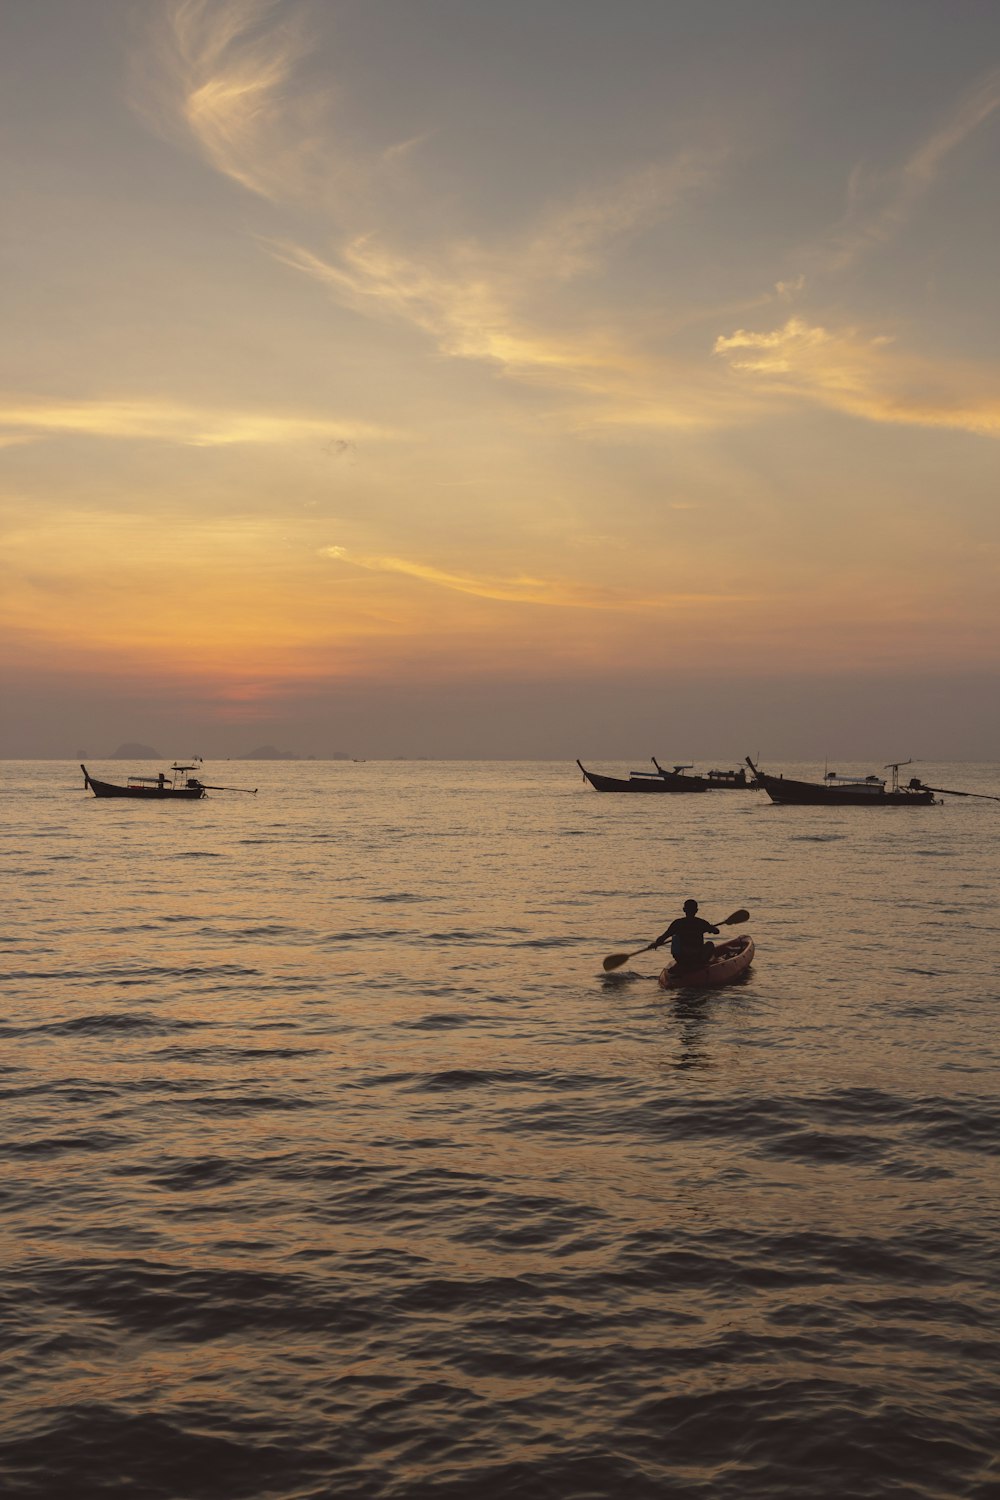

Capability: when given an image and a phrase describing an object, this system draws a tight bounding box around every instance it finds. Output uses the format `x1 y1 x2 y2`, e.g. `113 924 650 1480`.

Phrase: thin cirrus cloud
320 548 754 611
130 0 321 203
270 145 717 366
130 0 420 209
0 397 395 449
804 66 1000 274
270 196 763 436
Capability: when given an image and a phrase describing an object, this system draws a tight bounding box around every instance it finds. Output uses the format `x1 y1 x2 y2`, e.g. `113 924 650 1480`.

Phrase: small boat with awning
746 757 938 807
81 763 258 799
576 758 756 793
82 763 207 799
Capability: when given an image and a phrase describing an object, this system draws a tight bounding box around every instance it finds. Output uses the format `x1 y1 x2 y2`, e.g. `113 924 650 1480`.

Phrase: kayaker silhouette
651 899 720 968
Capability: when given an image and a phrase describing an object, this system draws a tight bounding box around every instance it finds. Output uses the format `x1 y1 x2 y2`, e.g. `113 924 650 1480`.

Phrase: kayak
658 934 754 989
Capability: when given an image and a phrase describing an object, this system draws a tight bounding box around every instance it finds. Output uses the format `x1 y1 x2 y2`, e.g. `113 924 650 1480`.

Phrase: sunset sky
3 0 999 759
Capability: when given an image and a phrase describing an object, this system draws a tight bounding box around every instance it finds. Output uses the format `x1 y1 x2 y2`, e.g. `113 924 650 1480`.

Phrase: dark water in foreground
2 759 999 1499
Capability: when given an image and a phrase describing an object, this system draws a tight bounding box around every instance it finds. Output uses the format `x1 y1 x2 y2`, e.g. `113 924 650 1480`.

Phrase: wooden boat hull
658 934 754 988
82 766 205 799
746 759 936 807
577 761 706 793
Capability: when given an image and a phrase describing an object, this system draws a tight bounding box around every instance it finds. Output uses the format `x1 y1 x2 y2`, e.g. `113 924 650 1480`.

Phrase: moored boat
577 760 707 793
746 757 938 807
658 934 755 988
82 763 207 799
652 757 757 789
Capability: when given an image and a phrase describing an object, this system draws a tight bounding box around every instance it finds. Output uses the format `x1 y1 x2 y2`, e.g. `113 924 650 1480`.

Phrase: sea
2 758 999 1500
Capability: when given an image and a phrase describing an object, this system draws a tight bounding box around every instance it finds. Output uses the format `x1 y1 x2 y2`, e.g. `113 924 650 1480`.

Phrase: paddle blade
603 943 654 971
720 908 750 925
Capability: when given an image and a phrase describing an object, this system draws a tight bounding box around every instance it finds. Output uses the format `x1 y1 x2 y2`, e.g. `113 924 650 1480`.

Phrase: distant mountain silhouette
109 742 162 759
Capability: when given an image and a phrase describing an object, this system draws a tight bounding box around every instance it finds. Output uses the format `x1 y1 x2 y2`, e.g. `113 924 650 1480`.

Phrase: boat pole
197 784 258 794
916 783 1000 802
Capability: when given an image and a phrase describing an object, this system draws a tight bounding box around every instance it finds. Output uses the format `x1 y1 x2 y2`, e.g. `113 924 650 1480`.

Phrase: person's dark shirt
656 914 719 953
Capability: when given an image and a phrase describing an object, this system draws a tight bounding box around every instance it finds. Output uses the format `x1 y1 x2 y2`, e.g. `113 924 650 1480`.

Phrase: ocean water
2 758 999 1500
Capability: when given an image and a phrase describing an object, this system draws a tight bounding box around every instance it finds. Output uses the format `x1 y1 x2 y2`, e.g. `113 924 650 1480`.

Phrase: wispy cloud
816 66 1000 271
272 234 628 375
521 156 715 282
264 146 748 433
321 547 753 610
131 0 436 210
0 397 396 448
271 146 719 373
714 316 1000 436
130 0 329 202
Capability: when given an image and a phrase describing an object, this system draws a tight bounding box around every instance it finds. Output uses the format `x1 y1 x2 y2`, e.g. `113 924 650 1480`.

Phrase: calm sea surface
2 759 999 1500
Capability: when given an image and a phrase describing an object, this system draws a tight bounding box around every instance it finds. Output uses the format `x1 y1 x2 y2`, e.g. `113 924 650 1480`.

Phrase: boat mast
884 758 912 793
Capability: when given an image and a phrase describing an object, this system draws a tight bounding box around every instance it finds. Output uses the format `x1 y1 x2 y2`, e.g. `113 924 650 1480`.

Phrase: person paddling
602 905 748 972
651 899 719 969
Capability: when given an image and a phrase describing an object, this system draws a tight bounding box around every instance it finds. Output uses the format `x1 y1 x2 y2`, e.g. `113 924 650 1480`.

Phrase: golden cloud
714 317 1000 436
321 547 754 611
0 397 395 448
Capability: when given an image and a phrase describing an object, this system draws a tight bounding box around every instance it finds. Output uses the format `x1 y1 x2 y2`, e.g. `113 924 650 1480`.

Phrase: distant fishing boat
81 763 257 799
746 756 938 807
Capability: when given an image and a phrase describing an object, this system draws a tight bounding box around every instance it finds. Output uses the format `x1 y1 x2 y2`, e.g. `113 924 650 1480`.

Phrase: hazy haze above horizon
2 0 998 760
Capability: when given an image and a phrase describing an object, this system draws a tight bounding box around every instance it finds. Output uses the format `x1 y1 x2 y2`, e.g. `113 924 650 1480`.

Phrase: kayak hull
658 934 754 989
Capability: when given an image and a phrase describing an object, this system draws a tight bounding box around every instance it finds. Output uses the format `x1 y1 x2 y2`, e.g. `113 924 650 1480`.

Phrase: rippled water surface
3 759 999 1499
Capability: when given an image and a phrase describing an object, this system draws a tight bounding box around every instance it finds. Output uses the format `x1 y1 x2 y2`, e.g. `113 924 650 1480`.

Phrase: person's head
683 899 698 914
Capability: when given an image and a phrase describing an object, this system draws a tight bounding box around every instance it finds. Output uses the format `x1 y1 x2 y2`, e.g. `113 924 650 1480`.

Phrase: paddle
602 908 750 972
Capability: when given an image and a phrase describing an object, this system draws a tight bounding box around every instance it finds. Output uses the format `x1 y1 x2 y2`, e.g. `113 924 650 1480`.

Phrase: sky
2 0 999 760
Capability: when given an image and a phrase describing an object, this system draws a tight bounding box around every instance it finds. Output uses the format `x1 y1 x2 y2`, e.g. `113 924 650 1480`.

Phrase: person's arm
652 918 680 950
702 919 720 935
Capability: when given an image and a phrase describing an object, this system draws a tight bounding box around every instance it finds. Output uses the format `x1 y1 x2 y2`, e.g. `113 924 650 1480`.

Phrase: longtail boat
576 758 756 793
746 756 938 807
82 763 207 799
577 760 707 793
81 764 258 799
651 757 756 789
